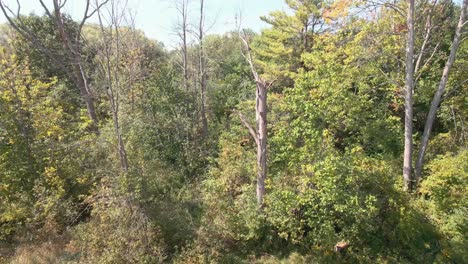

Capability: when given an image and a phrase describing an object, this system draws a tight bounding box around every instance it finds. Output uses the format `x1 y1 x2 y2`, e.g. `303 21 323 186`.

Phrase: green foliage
1 1 467 263
9 14 82 82
254 0 329 88
419 149 467 263
205 33 255 124
72 181 167 264
0 42 100 245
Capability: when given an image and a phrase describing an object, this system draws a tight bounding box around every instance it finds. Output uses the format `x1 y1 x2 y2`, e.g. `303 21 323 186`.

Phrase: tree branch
239 112 258 145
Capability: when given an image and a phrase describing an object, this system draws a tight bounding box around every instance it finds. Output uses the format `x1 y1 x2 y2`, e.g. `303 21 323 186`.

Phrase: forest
0 0 466 263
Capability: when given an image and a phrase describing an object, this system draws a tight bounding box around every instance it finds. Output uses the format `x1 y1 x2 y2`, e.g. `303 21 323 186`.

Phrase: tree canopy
0 0 466 263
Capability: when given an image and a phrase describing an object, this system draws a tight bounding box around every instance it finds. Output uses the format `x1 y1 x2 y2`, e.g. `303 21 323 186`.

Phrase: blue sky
0 0 287 48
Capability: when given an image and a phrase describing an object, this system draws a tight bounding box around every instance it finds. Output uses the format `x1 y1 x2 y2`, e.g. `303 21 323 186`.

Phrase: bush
419 149 468 263
72 180 167 264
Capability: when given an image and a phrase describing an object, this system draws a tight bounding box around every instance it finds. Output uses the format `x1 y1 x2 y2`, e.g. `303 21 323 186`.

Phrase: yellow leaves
0 183 9 192
324 0 351 23
0 89 13 102
77 175 90 185
45 166 58 179
0 47 66 144
44 166 66 197
350 146 364 154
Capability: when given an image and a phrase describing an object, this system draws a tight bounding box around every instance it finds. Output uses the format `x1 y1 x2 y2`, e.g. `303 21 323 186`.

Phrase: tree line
0 0 466 263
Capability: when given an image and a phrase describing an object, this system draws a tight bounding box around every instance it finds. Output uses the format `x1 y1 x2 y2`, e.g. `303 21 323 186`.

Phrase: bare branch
415 42 440 82
239 112 258 144
39 0 53 18
239 29 260 82
414 15 433 74
77 0 110 41
266 78 277 89
364 0 405 17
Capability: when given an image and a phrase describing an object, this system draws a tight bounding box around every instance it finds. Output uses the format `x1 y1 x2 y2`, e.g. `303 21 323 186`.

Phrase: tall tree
415 0 467 179
0 0 109 129
403 0 416 191
96 0 133 171
239 31 273 206
198 0 208 136
173 0 195 154
174 0 190 95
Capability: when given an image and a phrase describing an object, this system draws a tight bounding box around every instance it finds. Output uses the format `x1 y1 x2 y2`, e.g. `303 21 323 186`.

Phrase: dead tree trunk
176 0 190 95
52 0 99 127
256 80 268 206
97 0 129 171
239 31 272 206
415 0 467 180
198 0 208 136
174 0 193 153
403 0 415 192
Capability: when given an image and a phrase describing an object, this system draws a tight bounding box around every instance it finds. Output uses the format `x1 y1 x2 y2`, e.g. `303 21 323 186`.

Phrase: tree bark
403 0 415 192
415 0 467 179
198 0 208 136
180 0 189 95
239 32 269 206
256 80 268 206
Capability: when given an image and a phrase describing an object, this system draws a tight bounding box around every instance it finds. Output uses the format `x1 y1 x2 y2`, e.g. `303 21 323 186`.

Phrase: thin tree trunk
75 63 99 127
182 0 189 95
239 32 269 206
112 100 129 171
199 0 208 136
403 0 415 192
175 0 193 150
97 1 129 171
415 0 467 179
53 0 99 127
256 82 267 206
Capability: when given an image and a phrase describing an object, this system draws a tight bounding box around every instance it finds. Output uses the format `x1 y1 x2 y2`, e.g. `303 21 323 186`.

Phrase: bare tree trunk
180 0 189 94
239 31 271 206
403 0 415 192
198 0 208 136
112 95 129 171
53 0 98 127
256 81 267 206
77 66 99 127
97 0 129 171
415 0 467 179
174 0 192 151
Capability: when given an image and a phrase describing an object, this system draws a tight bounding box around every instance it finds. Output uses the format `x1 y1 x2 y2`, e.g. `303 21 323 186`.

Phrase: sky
0 0 288 48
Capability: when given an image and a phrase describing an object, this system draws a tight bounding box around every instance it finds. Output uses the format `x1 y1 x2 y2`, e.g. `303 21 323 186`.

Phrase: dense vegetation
0 0 466 263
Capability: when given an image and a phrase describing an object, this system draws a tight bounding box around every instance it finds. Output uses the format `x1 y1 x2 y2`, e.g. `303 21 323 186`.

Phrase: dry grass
6 234 79 264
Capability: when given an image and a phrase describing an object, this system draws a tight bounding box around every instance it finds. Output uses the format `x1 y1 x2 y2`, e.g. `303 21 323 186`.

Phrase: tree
197 0 208 136
96 0 130 171
415 0 467 179
254 0 328 88
0 45 96 242
239 31 273 206
0 0 109 129
174 0 191 97
403 0 415 191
